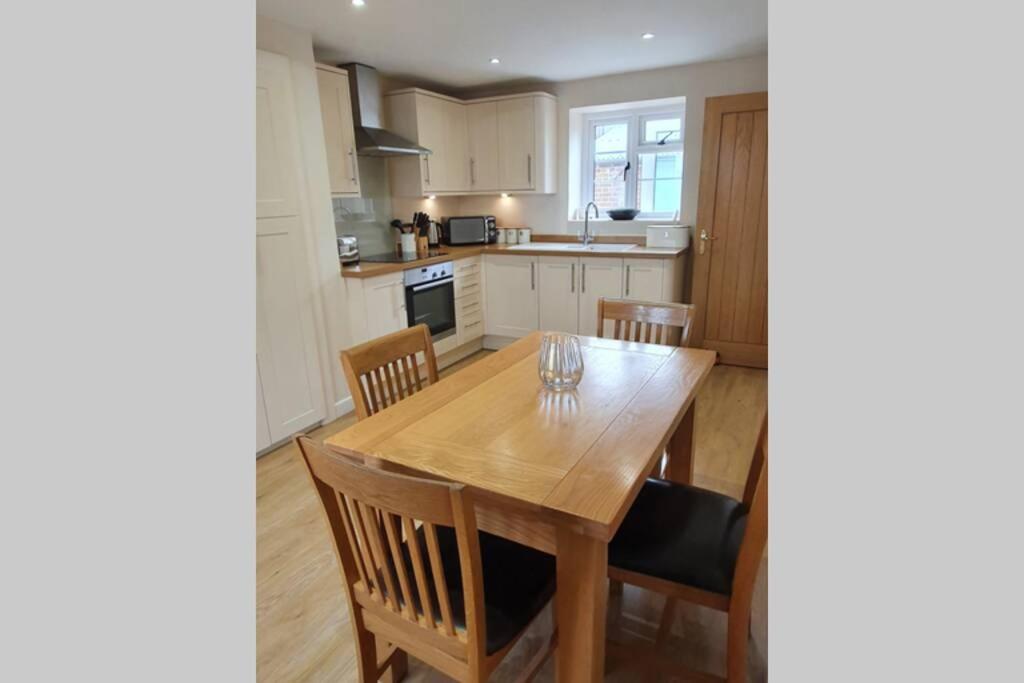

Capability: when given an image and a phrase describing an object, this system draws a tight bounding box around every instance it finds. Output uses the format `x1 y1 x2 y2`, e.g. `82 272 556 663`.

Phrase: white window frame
580 105 684 219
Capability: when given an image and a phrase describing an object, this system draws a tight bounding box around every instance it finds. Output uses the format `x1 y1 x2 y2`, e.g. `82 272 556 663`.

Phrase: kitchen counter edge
340 244 687 279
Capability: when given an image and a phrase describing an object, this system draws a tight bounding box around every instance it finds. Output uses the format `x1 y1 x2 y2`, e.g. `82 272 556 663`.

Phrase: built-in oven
404 261 456 341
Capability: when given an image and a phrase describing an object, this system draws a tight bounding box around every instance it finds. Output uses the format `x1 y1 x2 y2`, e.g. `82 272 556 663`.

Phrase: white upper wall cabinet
385 89 557 197
466 101 500 191
316 65 361 196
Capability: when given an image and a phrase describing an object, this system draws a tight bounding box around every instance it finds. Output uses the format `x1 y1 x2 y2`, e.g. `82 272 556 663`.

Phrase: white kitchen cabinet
578 257 625 338
466 101 500 191
484 255 538 338
538 256 579 334
316 65 361 196
455 256 484 345
256 361 272 452
256 54 300 219
384 90 458 195
256 217 325 443
496 95 557 193
364 273 408 341
255 50 326 450
386 89 556 196
623 258 665 301
497 97 535 191
444 99 470 192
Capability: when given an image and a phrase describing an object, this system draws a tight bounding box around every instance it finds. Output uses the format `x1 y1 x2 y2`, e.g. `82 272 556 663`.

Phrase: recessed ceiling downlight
489 57 501 64
641 32 655 40
352 0 365 6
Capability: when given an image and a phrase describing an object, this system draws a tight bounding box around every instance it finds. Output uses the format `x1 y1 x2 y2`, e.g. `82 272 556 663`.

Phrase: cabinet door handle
571 263 575 293
424 156 431 185
470 157 475 186
530 262 535 290
625 265 631 296
348 148 358 184
582 263 586 293
527 154 532 185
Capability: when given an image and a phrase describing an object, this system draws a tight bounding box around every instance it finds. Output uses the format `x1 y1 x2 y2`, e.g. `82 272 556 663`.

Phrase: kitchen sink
562 243 636 252
504 243 635 252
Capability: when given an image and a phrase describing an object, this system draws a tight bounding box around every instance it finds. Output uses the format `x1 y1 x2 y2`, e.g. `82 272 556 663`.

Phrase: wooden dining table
325 331 717 682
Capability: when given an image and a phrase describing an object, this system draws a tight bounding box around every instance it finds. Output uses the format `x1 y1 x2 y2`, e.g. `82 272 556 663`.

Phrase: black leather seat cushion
609 478 748 596
383 525 555 655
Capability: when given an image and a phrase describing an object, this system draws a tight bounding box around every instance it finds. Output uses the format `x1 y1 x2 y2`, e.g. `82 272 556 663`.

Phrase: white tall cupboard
255 50 326 451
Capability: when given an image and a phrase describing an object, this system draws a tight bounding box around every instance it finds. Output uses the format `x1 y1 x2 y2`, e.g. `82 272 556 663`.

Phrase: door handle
424 156 431 185
527 154 532 185
349 148 358 184
530 262 535 290
581 264 586 293
625 265 631 296
470 157 476 186
571 263 575 293
698 227 718 255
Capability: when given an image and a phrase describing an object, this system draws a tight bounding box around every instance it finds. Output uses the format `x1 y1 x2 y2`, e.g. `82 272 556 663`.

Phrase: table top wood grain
325 332 716 541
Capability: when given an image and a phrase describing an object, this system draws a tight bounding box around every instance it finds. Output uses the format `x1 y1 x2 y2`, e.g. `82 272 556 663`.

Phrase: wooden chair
296 435 558 682
606 415 767 682
596 298 697 347
341 324 440 420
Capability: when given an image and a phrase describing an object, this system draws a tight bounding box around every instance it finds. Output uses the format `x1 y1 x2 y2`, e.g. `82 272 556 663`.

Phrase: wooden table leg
665 398 696 485
556 527 608 683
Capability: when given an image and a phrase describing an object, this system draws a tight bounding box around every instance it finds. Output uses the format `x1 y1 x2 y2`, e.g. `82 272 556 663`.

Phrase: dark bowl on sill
607 208 641 221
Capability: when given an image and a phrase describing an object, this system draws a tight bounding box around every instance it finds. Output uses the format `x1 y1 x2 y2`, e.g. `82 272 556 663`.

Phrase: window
581 106 684 219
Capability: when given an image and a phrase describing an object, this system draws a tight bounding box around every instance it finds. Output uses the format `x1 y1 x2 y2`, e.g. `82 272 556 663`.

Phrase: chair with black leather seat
607 415 767 683
296 435 557 682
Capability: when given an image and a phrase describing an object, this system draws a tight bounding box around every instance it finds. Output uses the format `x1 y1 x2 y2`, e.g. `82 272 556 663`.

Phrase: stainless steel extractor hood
340 62 431 158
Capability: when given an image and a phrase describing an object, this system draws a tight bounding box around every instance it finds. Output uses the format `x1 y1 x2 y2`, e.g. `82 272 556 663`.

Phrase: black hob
358 249 449 264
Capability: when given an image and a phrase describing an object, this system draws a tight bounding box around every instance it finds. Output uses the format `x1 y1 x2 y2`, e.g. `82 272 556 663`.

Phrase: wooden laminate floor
257 352 768 682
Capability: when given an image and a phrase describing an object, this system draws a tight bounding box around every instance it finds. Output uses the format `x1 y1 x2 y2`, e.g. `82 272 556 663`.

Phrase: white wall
257 16 353 419
456 54 768 236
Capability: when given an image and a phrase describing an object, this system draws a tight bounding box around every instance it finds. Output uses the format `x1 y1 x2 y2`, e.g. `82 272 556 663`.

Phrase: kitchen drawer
458 317 484 344
457 298 483 323
454 273 482 299
455 256 481 274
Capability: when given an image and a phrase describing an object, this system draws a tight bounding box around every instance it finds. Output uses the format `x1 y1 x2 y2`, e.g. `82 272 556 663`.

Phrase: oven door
405 277 456 340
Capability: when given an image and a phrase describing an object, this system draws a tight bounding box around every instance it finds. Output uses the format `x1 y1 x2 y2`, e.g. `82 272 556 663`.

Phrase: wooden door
316 66 360 195
538 256 579 334
691 92 768 368
484 255 538 338
578 257 623 337
417 94 447 192
497 97 535 190
467 101 500 191
444 99 470 192
623 258 665 301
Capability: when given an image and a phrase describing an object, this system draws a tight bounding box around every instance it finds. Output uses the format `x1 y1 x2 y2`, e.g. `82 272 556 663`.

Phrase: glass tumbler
538 333 584 391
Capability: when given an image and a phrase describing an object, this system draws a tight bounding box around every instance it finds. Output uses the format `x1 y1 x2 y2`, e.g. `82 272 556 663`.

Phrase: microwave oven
443 216 498 245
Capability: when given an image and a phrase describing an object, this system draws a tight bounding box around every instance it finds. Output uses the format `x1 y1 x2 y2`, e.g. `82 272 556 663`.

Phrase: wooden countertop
340 243 687 279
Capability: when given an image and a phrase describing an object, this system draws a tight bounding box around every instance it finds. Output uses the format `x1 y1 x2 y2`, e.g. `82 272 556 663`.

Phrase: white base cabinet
485 252 685 344
344 271 408 347
484 255 539 338
538 256 580 334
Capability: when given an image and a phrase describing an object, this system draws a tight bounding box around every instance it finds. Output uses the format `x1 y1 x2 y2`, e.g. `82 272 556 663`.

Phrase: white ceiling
257 0 767 89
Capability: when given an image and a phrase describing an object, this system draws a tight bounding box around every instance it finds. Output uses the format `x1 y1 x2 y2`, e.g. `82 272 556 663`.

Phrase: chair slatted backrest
340 324 440 420
295 436 487 673
733 414 767 598
596 298 697 347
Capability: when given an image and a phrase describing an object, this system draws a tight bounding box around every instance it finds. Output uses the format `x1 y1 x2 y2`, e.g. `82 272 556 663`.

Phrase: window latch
622 160 631 182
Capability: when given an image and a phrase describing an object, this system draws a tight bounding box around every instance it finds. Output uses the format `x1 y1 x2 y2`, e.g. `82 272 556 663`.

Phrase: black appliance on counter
442 216 498 245
404 261 455 341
